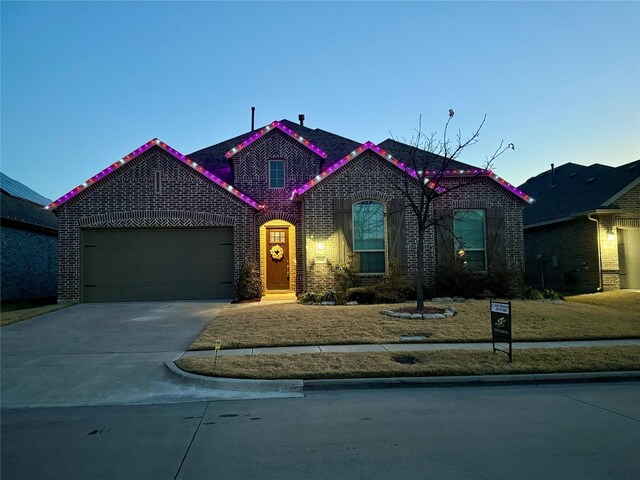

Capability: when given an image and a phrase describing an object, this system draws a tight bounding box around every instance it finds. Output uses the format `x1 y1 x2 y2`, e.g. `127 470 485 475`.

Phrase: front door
266 228 289 290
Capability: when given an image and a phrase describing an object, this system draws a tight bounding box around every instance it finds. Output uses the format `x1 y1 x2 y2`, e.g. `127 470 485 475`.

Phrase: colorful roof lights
47 139 264 211
291 140 534 204
225 121 328 159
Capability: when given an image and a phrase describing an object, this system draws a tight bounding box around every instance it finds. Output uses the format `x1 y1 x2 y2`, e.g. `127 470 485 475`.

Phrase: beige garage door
618 228 640 289
81 228 233 302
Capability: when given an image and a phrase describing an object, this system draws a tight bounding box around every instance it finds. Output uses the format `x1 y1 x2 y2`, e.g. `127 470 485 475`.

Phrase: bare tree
387 111 513 310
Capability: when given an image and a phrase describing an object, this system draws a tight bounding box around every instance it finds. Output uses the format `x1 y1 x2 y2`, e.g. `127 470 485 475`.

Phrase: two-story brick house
49 118 532 302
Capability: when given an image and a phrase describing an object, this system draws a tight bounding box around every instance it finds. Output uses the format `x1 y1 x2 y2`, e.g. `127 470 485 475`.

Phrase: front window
353 201 385 273
453 209 486 270
269 160 285 188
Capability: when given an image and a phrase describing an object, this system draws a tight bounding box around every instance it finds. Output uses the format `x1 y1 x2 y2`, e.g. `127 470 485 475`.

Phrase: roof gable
293 140 533 203
518 159 640 226
224 121 328 160
48 139 264 211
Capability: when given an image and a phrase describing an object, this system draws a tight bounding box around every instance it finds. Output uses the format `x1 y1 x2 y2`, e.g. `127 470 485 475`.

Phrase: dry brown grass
189 291 640 350
0 302 73 327
176 346 640 379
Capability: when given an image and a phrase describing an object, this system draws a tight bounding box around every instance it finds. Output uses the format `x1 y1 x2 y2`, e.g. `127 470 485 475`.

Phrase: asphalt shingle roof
187 119 363 185
518 160 640 226
187 120 489 187
377 139 479 172
1 191 58 231
0 172 51 206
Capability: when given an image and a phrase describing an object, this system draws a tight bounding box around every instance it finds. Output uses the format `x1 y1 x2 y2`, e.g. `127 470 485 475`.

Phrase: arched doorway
260 220 296 292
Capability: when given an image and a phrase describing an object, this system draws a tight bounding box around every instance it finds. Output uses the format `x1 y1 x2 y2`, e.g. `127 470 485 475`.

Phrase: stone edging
382 306 456 320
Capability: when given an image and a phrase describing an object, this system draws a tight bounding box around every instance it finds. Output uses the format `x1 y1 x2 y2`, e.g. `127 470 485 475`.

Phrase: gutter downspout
587 213 603 292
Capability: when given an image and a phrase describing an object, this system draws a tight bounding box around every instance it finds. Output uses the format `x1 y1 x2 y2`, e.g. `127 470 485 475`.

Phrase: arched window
352 201 385 273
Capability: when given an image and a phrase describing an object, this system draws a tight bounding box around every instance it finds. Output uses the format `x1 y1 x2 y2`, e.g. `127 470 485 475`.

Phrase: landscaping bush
373 287 404 304
488 266 518 298
379 264 415 301
542 289 565 301
523 286 544 300
321 289 338 303
435 260 488 298
522 287 564 301
346 286 377 304
298 292 319 304
334 262 359 296
235 261 263 300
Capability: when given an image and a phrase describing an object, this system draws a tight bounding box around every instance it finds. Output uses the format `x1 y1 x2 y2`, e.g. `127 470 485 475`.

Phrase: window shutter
486 207 506 271
435 208 454 268
387 198 407 274
333 199 353 265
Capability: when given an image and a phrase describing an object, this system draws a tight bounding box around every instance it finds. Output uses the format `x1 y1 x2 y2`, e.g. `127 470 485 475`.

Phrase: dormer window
269 160 285 189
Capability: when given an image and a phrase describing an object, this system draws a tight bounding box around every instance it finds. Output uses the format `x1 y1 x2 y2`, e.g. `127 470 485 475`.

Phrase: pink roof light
225 121 328 159
291 141 534 204
47 139 265 211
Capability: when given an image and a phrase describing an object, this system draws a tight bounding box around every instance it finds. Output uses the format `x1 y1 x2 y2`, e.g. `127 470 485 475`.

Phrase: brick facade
1 226 57 301
523 184 640 292
524 218 600 292
55 129 527 301
301 150 525 293
56 147 257 301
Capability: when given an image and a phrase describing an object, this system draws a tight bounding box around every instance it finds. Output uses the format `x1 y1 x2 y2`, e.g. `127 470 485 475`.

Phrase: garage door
81 228 233 302
618 228 640 289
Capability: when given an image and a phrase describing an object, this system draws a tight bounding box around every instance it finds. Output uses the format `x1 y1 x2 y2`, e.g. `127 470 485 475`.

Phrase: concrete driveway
1 302 295 408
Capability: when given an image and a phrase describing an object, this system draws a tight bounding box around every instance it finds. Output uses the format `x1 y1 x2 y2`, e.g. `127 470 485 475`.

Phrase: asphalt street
3 382 640 480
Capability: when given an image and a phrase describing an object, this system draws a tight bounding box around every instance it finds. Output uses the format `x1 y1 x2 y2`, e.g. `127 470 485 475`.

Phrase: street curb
164 361 304 396
303 371 640 391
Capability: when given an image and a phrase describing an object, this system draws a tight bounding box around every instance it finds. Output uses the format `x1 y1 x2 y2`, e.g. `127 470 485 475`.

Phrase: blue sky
2 1 639 201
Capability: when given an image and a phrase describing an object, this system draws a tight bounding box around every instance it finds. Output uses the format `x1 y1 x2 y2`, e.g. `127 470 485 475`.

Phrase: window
269 160 285 188
353 201 385 273
453 209 486 270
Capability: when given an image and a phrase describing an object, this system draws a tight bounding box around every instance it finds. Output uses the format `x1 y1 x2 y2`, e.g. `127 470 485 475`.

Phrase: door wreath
270 245 284 260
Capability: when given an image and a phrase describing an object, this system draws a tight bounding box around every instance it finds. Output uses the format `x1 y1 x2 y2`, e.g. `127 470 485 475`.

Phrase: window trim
352 200 387 274
268 159 286 189
453 208 487 271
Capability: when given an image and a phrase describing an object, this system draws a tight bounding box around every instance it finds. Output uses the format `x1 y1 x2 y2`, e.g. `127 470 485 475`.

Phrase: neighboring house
518 160 640 292
1 172 58 302
49 118 531 302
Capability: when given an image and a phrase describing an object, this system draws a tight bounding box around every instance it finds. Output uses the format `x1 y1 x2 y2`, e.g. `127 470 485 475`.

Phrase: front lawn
189 290 640 350
176 345 640 379
0 302 73 327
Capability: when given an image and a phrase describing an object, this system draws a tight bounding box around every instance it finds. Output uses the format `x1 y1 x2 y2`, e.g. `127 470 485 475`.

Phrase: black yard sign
490 300 512 362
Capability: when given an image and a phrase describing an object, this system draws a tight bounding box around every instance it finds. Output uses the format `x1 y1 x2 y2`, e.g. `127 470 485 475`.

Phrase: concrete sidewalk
182 338 640 358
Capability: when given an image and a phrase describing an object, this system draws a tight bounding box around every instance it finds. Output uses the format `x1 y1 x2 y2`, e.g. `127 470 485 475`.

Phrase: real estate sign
490 300 512 362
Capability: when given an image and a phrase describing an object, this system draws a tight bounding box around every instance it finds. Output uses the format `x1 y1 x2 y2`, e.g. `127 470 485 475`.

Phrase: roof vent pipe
550 163 556 186
299 114 305 127
251 107 255 131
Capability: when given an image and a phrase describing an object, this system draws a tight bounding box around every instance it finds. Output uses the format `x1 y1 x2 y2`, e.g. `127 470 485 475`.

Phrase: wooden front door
266 228 289 290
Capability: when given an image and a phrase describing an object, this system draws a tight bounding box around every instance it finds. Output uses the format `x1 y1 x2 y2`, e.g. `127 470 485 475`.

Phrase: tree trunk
416 228 425 311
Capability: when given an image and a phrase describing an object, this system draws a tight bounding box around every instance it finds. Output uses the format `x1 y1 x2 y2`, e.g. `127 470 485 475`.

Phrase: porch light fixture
606 227 615 241
316 242 325 251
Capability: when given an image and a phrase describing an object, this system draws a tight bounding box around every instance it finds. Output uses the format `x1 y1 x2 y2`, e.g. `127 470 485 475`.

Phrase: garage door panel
81 228 234 302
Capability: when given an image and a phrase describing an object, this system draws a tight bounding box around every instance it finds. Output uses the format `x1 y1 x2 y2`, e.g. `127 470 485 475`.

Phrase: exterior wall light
606 227 615 241
316 242 325 251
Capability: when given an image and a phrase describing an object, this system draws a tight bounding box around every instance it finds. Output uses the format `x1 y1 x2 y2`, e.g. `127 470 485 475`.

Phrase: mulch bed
391 306 446 315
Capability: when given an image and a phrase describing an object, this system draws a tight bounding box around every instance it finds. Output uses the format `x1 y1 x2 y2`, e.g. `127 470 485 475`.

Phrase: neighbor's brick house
49 119 531 302
519 160 640 292
1 172 58 302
